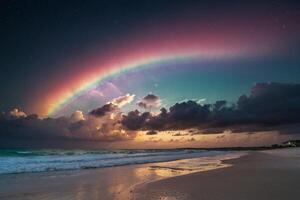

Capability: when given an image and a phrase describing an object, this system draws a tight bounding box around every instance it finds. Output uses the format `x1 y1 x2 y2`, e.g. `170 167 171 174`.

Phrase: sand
133 148 300 200
0 152 243 200
1 148 299 200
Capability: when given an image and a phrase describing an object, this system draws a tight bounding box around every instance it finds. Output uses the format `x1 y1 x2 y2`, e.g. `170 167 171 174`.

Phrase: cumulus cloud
89 94 134 117
70 104 137 141
70 94 138 141
0 94 137 145
70 110 85 123
137 94 161 110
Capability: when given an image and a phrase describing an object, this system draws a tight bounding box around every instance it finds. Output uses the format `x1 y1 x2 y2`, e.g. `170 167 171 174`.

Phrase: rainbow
27 6 297 117
47 54 200 115
46 54 192 116
40 15 284 116
45 48 253 116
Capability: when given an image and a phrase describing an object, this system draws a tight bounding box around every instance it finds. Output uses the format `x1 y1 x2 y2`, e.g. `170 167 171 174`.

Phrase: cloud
88 89 104 98
180 98 206 104
235 82 300 125
89 103 117 117
188 137 196 142
70 110 85 123
122 82 300 135
1 82 300 148
173 132 190 136
137 94 161 110
146 130 158 135
110 93 135 108
0 94 138 145
123 101 211 130
9 108 27 118
54 81 124 117
89 93 134 118
121 110 151 130
71 95 138 141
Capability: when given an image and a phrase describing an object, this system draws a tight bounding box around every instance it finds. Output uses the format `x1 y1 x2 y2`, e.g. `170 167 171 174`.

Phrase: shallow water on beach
0 151 245 200
136 153 245 179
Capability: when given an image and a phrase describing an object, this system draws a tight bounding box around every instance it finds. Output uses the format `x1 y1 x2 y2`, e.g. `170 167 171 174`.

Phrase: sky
1 0 300 148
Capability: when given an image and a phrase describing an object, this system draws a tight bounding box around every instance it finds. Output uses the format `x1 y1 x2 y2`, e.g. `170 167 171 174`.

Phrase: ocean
0 149 235 174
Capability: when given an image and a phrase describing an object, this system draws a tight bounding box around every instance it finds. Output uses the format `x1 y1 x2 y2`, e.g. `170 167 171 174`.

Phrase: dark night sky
1 0 299 113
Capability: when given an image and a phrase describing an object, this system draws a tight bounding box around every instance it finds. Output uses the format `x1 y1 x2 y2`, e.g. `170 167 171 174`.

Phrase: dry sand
133 148 300 200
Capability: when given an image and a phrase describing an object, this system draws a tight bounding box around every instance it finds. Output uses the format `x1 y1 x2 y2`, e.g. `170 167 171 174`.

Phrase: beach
0 150 242 200
0 148 299 200
133 148 300 200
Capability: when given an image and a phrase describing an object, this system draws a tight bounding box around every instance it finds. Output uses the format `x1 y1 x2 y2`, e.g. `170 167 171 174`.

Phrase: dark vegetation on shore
181 140 300 151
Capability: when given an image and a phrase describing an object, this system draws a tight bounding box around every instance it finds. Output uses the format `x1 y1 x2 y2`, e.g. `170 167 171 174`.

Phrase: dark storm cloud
122 82 300 134
137 94 161 110
0 114 70 140
89 103 117 117
143 94 159 101
236 82 300 125
89 93 134 117
121 110 151 130
122 101 211 130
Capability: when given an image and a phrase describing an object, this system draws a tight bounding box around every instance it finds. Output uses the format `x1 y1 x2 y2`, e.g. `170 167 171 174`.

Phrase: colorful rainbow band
47 54 197 116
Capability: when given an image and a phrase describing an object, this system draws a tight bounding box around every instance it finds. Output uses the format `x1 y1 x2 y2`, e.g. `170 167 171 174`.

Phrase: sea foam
0 149 236 174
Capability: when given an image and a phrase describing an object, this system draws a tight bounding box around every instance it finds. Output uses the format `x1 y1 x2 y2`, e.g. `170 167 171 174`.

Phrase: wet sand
0 152 243 200
133 148 300 200
1 149 299 200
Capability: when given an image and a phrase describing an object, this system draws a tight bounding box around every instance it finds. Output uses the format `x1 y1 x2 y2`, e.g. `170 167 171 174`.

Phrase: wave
0 149 232 174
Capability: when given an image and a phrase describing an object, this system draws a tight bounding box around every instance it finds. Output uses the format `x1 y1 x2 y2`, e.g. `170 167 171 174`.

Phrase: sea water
0 149 236 174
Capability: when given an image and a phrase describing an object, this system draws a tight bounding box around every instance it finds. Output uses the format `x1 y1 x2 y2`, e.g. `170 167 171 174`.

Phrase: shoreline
133 148 300 200
0 151 244 200
1 148 299 200
129 152 247 199
0 149 239 175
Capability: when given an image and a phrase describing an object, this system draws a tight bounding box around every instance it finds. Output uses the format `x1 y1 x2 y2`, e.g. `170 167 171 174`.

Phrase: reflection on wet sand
132 153 246 199
135 153 245 180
